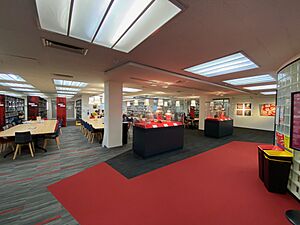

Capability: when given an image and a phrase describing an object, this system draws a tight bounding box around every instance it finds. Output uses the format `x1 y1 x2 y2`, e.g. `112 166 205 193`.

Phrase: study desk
83 118 104 130
0 120 57 138
0 120 58 157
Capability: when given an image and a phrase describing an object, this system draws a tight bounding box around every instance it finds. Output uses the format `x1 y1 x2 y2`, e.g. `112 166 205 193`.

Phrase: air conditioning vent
42 39 88 56
52 73 74 78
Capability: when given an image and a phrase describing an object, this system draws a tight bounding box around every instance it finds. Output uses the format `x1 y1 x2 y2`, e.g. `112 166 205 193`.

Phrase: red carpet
48 141 300 225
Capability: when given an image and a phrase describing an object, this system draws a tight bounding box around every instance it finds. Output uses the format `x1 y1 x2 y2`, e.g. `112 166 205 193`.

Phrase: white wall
229 95 276 131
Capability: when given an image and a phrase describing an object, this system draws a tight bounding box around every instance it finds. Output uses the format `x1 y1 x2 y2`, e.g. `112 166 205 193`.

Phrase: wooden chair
13 131 35 160
0 137 14 154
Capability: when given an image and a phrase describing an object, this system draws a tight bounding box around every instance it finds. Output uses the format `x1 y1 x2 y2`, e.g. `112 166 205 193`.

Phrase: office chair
13 131 34 160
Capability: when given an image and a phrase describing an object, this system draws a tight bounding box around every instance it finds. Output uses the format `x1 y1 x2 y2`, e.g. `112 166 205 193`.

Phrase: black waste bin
263 150 293 194
122 122 129 145
258 145 283 182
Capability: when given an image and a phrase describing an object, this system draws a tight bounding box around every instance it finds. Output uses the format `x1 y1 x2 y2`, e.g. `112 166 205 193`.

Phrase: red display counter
133 121 184 158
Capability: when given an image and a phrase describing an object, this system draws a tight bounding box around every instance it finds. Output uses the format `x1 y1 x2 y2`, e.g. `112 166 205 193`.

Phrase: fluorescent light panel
261 91 277 95
123 87 142 93
35 0 182 53
54 79 87 87
184 52 259 77
223 74 275 86
58 94 74 98
0 83 34 88
0 73 26 82
244 84 277 90
56 87 80 91
11 88 39 92
57 91 77 94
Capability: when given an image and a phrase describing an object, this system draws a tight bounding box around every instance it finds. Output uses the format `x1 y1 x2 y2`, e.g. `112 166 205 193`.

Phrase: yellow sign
284 135 294 153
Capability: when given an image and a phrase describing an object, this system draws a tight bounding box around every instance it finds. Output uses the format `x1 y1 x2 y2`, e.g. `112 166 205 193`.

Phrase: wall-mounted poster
236 110 243 116
291 92 300 151
244 103 252 110
244 110 252 116
236 103 243 109
260 104 276 116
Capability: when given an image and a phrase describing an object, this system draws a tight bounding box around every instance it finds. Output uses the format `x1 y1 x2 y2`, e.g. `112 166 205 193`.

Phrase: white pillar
102 80 122 148
198 95 209 130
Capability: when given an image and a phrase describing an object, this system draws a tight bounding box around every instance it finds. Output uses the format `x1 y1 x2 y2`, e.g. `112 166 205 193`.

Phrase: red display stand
27 96 39 120
56 97 67 127
0 95 5 130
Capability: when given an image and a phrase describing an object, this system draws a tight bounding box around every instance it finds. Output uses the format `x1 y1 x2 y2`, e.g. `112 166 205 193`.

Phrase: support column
102 80 123 148
198 95 209 130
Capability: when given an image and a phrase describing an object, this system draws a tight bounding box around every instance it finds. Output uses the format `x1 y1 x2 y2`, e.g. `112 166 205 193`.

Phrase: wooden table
83 118 104 130
0 120 57 138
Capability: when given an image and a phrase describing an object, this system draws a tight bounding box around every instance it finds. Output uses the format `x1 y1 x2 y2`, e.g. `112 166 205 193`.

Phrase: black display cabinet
204 119 233 138
133 125 184 158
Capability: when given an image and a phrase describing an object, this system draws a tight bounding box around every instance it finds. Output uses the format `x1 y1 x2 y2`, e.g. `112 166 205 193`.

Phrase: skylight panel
223 75 275 86
123 87 142 93
70 0 111 42
0 73 26 82
0 83 34 88
94 0 152 48
184 52 259 77
244 84 277 90
113 0 181 53
35 0 71 35
261 91 277 95
35 0 182 53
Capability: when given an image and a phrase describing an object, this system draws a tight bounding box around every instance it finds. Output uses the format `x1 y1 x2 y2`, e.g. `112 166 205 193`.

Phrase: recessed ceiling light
0 83 34 88
244 84 277 90
54 79 87 87
35 0 182 53
123 87 142 93
261 91 277 95
0 73 26 82
184 52 259 77
57 91 78 95
56 87 80 92
10 88 39 92
223 74 275 86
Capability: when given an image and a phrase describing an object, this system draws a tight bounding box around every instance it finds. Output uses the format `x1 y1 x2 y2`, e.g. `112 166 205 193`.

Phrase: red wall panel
0 95 5 130
56 97 67 127
27 96 39 120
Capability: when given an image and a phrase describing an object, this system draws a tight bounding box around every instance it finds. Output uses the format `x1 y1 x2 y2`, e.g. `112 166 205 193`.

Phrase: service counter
133 121 184 158
204 118 233 138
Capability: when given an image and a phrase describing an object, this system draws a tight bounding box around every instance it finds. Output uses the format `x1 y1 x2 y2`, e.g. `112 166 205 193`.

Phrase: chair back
15 131 32 144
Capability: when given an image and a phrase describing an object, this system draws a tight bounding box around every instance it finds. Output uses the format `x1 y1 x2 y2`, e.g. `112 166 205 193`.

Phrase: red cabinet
56 97 67 127
27 96 39 120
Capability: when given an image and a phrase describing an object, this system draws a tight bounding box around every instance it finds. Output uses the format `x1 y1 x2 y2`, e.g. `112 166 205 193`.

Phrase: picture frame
260 104 276 116
236 110 243 116
236 103 243 109
244 103 251 110
244 110 251 116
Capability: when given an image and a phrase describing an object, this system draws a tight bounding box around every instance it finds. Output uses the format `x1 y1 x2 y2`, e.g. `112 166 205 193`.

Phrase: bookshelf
75 99 82 125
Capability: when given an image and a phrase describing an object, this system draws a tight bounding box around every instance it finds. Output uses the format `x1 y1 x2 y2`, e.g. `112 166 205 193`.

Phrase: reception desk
204 118 233 138
133 121 184 158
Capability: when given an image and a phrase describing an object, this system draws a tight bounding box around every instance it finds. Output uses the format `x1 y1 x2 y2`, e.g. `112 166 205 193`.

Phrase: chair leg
28 143 34 158
32 142 35 152
43 139 48 149
55 137 60 149
91 133 94 143
13 144 19 160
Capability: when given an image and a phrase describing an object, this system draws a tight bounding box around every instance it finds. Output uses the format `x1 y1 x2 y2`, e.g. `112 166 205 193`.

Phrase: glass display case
205 98 231 120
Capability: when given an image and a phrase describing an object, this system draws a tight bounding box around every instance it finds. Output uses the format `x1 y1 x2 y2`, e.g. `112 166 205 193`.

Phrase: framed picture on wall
236 103 243 109
244 103 252 110
236 110 243 116
260 104 276 116
290 91 300 151
244 110 252 116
